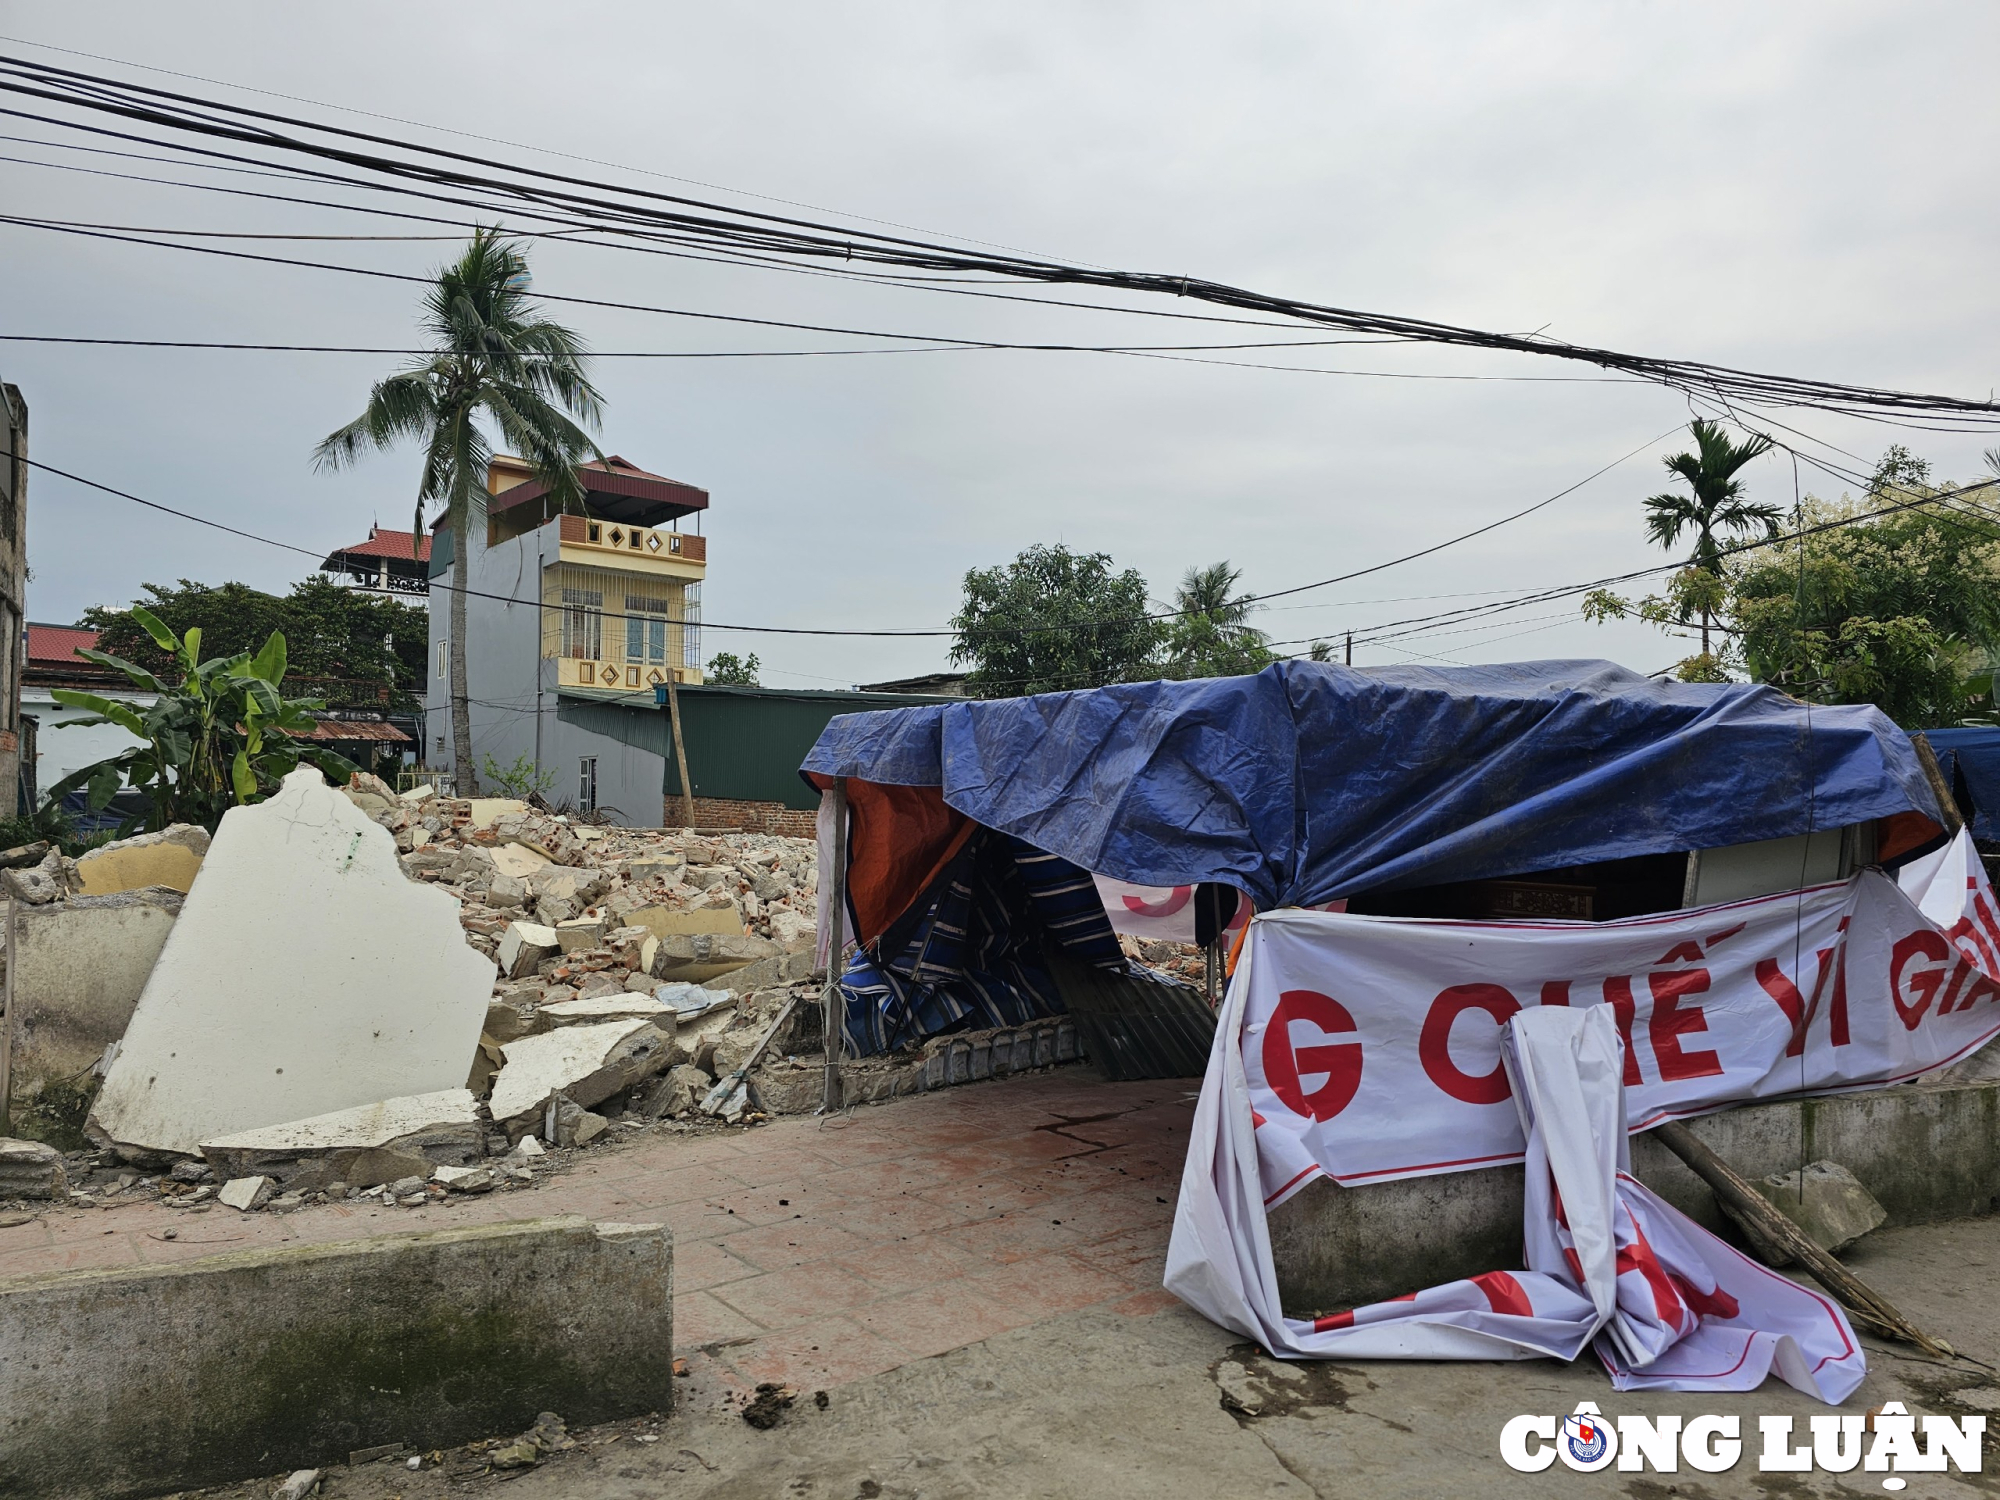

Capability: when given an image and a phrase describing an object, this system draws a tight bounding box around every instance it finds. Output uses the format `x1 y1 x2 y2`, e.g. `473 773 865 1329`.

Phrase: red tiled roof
27 623 99 663
325 527 431 562
490 454 708 517
301 718 411 743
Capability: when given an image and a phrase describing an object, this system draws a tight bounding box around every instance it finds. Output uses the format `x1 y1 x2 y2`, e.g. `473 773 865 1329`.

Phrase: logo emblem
1558 1402 1617 1472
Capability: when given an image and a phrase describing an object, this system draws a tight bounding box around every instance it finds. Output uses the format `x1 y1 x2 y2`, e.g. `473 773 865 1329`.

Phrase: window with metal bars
561 586 602 659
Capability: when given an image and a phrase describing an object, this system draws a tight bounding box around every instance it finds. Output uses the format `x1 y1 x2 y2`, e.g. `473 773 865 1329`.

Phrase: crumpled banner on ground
1166 1004 1865 1401
1240 831 2000 1195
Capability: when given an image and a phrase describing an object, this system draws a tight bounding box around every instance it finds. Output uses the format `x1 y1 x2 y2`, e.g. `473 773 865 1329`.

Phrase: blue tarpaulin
804 660 1940 910
1918 726 2000 843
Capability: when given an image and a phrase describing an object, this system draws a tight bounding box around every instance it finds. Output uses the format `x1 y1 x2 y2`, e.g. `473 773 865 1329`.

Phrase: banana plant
42 606 357 833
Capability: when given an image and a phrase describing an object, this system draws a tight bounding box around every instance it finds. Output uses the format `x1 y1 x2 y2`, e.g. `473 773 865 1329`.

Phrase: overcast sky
2 1 1997 688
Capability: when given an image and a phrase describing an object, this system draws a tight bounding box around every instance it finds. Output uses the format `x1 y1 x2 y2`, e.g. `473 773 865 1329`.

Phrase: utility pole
1344 630 1352 666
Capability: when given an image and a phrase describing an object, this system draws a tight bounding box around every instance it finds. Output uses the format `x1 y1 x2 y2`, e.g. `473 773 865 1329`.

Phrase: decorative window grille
579 756 598 812
560 586 603 659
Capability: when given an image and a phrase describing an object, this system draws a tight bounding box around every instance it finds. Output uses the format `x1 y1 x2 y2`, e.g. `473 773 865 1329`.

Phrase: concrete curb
0 1214 672 1500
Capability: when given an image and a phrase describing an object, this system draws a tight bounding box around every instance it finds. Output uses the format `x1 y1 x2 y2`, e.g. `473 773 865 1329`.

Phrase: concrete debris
555 916 606 953
539 994 673 1027
1741 1160 1890 1262
432 1164 495 1193
766 908 816 952
488 1020 682 1128
199 1089 484 1188
512 1135 546 1157
0 1138 69 1199
4 849 74 905
72 824 209 897
651 931 783 983
634 1064 713 1121
545 1096 609 1148
88 768 496 1158
274 1469 320 1500
497 921 560 979
216 1176 276 1212
5 889 182 1116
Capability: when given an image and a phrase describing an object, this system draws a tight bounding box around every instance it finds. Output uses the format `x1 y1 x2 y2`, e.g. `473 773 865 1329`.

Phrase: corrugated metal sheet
1043 947 1216 1081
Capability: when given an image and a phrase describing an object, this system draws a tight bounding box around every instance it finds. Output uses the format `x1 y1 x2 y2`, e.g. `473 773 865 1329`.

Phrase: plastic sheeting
1920 726 2000 843
803 660 1940 911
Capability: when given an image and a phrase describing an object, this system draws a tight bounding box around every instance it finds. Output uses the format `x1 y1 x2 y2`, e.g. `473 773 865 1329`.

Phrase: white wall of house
22 686 154 794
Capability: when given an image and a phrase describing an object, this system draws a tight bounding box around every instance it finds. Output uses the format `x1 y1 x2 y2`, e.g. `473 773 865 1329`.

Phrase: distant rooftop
323 526 431 566
485 455 708 529
856 672 969 698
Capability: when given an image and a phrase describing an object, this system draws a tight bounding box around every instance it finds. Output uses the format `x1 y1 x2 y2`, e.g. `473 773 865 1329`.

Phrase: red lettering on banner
1648 969 1723 1080
1975 890 2000 966
1805 939 1852 1047
1756 958 1809 1056
1890 930 1952 1030
1601 977 1645 1086
1947 914 2000 978
1948 970 2000 1015
1262 990 1365 1121
1418 984 1520 1105
1656 940 1705 965
1938 956 1976 1017
1122 886 1192 917
1539 980 1571 1007
1705 922 1747 948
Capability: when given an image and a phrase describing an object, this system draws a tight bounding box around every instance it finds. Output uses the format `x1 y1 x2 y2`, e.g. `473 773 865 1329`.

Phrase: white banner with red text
1235 832 2000 1201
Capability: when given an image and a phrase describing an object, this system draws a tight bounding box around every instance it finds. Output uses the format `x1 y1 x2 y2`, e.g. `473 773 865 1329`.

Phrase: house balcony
556 513 704 579
557 656 702 693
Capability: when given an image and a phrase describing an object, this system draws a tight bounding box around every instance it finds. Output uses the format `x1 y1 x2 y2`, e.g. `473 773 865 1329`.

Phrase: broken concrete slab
547 1096 609 1147
3 850 72 905
87 768 497 1159
634 1064 712 1120
651 931 782 984
1740 1159 1889 1262
487 842 551 881
497 920 560 979
488 1020 682 1127
556 916 606 953
5 888 182 1106
0 1138 68 1199
627 905 743 941
464 797 530 830
216 1175 275 1212
71 824 209 897
767 908 815 953
198 1090 484 1187
0 1215 673 1500
431 1164 494 1193
539 994 674 1027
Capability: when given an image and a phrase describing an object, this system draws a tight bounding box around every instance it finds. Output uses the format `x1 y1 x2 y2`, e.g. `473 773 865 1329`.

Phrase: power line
3 52 1997 427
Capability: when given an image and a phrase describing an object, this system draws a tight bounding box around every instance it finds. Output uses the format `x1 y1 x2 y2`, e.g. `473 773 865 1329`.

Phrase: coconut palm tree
1164 561 1272 678
1643 419 1779 656
313 230 602 794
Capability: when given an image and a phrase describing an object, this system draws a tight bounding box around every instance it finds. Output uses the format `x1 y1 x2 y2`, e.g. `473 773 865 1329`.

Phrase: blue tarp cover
803 660 1940 910
1918 726 2000 843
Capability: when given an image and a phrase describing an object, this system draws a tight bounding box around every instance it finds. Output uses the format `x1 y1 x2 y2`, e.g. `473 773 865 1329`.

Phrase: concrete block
6 889 181 1103
627 905 743 941
539 994 673 1027
651 930 781 984
0 1138 68 1199
768 909 816 953
216 1175 275 1211
465 797 530 829
199 1090 483 1187
534 867 608 909
1743 1160 1889 1261
87 769 496 1159
1267 1075 2000 1315
555 916 605 953
488 842 552 881
497 921 559 979
72 825 208 897
488 1020 682 1127
0 1215 672 1499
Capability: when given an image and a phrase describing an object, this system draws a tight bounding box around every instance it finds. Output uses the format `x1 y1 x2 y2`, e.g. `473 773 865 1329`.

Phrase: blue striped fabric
836 829 1125 1056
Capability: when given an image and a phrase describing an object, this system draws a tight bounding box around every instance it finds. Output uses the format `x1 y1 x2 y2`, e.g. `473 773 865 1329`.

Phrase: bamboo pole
664 668 695 830
1651 1120 1950 1357
0 896 15 1136
821 778 849 1114
1910 732 1965 837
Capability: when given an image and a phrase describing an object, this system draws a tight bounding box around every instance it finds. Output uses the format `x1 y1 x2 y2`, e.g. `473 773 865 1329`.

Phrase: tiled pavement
0 1071 1197 1398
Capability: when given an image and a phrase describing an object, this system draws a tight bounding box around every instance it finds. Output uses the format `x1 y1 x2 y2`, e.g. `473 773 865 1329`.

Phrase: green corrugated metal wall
557 684 948 810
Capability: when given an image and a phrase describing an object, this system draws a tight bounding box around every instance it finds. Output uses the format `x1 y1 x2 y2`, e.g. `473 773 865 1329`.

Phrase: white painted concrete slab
539 995 673 1026
88 768 496 1157
487 1019 662 1124
198 1089 480 1154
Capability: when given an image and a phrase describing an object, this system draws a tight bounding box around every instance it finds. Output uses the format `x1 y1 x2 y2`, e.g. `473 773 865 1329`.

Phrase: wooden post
0 896 15 1136
1909 732 1965 837
664 668 695 830
821 778 849 1113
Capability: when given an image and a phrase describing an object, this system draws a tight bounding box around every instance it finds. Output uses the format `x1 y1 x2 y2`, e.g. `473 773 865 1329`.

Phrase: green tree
1641 419 1779 661
705 650 761 686
42 607 354 832
313 230 602 794
950 543 1163 698
83 577 427 711
1160 561 1272 678
1730 490 2000 727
